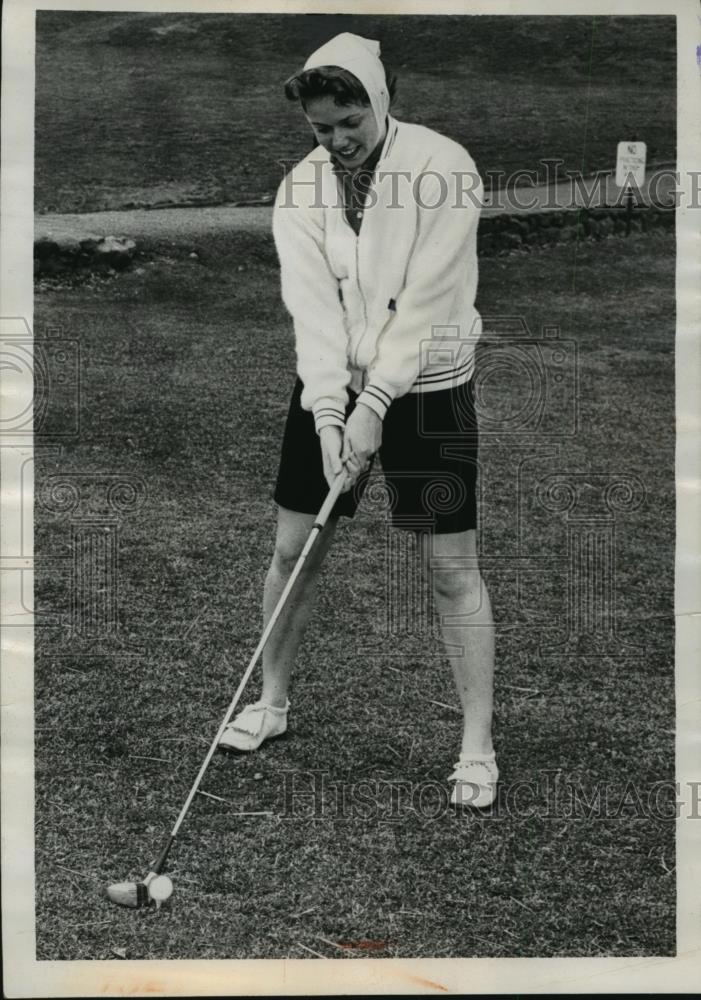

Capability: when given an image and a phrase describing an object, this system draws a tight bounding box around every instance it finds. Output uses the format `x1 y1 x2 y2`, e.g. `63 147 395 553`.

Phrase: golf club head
106 871 173 909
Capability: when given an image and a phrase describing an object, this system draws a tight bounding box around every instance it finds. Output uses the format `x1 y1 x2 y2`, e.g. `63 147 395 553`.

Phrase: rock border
34 234 137 277
477 204 674 256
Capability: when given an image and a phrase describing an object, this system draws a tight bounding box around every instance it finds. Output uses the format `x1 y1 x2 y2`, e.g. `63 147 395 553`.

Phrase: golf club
107 468 348 909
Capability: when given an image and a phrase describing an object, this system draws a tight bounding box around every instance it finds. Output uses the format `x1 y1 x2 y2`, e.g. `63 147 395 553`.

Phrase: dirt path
35 204 271 243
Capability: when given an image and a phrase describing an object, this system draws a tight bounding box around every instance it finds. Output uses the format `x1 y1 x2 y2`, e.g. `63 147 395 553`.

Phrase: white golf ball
147 874 173 902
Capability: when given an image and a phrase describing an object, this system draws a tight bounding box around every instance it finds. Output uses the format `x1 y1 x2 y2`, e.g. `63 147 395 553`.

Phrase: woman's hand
342 403 382 485
319 425 353 493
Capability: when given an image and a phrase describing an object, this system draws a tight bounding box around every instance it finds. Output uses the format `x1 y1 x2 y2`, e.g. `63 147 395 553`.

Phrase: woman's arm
272 175 351 433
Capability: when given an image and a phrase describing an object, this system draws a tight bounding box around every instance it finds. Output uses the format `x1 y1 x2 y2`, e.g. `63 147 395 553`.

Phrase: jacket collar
378 114 400 163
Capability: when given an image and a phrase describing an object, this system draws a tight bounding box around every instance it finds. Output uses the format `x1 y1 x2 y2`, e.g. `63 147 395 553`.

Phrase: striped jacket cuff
312 398 346 434
356 380 397 421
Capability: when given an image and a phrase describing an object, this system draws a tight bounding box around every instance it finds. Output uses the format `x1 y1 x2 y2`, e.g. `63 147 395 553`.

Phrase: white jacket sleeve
272 172 350 433
356 152 483 420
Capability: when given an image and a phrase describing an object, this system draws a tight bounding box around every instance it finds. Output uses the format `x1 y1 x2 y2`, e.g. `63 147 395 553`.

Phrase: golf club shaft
151 470 348 872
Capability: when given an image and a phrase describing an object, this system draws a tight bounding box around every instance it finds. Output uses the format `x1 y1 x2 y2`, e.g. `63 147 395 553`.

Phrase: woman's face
304 95 381 169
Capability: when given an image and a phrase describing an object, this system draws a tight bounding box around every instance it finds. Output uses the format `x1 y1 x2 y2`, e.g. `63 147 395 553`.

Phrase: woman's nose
331 129 350 150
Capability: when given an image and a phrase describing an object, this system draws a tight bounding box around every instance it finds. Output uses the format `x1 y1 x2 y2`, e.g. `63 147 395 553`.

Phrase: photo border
2 0 699 994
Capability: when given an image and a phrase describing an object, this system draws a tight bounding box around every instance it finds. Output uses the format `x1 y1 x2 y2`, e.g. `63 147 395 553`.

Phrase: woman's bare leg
258 505 339 707
420 529 495 756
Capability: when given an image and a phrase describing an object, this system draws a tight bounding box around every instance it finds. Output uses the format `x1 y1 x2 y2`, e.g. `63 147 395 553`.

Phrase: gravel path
35 204 272 243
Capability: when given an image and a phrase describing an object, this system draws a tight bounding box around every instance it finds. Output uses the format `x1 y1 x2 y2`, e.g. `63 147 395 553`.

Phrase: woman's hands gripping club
319 403 383 493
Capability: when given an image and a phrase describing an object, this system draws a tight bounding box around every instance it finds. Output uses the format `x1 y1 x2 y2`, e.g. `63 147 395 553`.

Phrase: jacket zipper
336 130 399 375
353 233 370 372
351 124 400 375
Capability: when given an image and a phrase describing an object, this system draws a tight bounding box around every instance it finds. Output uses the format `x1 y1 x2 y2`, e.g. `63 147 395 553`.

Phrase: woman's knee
431 566 483 604
421 530 482 603
270 509 335 578
271 538 319 578
270 544 298 579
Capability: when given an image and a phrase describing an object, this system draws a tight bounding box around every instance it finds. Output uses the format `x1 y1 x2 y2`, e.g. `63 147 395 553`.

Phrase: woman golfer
220 32 497 808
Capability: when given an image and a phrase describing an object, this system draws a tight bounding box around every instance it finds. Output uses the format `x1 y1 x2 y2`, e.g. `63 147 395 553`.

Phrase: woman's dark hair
284 64 397 108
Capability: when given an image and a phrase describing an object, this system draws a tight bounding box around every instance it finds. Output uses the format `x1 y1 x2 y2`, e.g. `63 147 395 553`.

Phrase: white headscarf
303 32 389 136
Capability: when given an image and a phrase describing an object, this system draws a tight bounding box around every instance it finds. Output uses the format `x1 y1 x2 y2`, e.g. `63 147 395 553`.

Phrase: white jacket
272 115 483 433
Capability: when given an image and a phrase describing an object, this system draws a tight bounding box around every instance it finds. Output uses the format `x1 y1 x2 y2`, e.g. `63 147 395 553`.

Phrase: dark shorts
273 377 479 534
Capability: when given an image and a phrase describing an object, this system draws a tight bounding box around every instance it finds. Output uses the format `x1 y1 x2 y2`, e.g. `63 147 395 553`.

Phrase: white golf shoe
218 699 289 752
449 752 499 809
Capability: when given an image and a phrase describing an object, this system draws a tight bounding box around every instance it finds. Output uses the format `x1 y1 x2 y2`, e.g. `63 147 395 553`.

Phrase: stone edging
477 204 673 255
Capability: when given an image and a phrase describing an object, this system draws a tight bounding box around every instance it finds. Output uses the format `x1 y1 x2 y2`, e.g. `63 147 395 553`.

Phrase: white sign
616 141 647 188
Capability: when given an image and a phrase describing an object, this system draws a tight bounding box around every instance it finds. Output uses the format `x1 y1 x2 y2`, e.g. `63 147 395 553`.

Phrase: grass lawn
35 12 675 213
34 229 675 959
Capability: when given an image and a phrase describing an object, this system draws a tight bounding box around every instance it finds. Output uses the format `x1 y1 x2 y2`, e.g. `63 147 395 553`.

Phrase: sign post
616 141 647 236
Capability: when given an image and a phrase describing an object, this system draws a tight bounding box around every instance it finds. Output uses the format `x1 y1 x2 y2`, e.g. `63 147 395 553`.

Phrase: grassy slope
34 230 675 959
34 12 676 213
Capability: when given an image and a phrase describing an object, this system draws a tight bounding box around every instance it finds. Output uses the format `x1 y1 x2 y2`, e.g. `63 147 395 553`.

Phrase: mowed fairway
34 229 675 959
